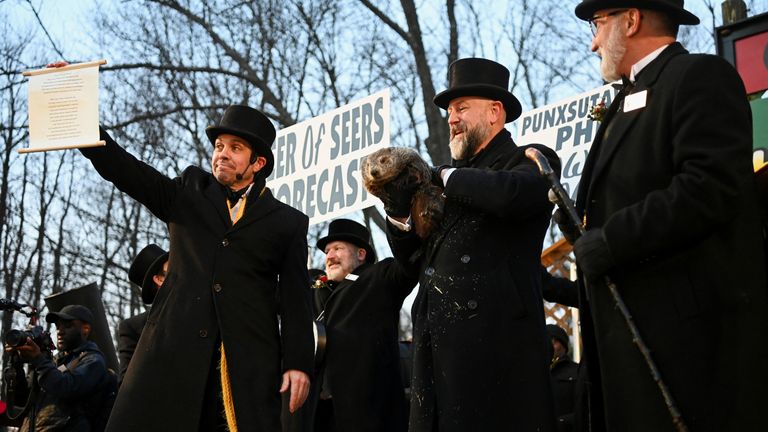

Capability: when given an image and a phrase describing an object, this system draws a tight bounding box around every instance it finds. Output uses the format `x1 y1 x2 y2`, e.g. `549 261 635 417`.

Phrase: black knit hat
317 219 376 264
547 324 570 353
434 58 522 123
575 0 699 25
128 244 168 305
205 105 277 177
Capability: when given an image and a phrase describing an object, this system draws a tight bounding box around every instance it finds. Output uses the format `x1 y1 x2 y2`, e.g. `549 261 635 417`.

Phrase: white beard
449 122 491 160
600 22 627 82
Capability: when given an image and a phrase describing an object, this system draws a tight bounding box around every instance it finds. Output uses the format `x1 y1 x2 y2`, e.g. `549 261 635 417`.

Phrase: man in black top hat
6 304 116 432
305 218 417 432
116 244 168 384
553 1 768 430
387 58 561 431
33 73 318 431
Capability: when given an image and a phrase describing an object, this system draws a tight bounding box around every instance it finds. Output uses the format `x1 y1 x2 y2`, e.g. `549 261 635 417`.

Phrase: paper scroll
19 59 107 154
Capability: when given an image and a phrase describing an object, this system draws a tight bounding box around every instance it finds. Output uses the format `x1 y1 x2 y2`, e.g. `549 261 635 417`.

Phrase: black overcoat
407 129 560 431
318 238 418 431
575 43 768 431
81 131 314 431
550 356 578 432
116 311 147 384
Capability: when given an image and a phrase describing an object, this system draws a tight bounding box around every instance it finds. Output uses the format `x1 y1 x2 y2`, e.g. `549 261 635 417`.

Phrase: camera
4 325 52 350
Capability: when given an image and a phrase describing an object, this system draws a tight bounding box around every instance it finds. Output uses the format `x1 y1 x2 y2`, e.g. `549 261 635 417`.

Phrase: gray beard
449 124 490 160
600 23 627 82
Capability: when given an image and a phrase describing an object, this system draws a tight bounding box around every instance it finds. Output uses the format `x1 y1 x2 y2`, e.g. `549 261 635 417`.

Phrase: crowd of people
4 0 767 431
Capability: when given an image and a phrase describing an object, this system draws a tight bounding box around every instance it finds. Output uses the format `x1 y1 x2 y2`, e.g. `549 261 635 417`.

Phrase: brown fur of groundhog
362 147 444 239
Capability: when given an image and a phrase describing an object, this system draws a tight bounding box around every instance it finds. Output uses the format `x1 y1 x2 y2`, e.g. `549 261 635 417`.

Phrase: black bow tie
611 75 635 93
621 75 635 93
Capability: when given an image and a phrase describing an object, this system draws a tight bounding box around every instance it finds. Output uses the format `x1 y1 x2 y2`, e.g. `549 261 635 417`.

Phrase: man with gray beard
554 0 768 430
387 57 561 431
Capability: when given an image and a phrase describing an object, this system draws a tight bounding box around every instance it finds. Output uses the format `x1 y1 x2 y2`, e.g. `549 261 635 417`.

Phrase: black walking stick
525 147 689 432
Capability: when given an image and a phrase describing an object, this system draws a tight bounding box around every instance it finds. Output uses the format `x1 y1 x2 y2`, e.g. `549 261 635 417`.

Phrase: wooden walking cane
525 147 689 432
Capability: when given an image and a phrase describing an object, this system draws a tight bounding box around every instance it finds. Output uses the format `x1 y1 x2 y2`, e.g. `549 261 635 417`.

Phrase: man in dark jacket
389 58 561 431
547 324 579 432
557 1 768 430
116 244 168 384
57 98 315 431
7 304 116 432
309 218 418 432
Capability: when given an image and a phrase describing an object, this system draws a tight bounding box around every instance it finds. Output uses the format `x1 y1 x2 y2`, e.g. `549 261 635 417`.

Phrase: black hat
46 304 94 324
316 219 376 264
575 0 699 25
547 324 570 353
205 105 277 177
433 58 522 123
128 244 169 305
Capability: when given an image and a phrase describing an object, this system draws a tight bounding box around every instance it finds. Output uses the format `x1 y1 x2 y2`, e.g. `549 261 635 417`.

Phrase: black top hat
316 219 376 264
205 105 277 177
46 304 94 324
546 324 570 353
433 58 522 123
575 0 699 25
128 244 169 305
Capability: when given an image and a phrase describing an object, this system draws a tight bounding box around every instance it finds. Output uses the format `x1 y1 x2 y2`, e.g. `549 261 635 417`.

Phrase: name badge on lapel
623 90 648 113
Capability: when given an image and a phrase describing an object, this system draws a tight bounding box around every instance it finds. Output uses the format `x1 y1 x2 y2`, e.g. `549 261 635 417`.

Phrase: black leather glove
552 208 580 245
573 228 615 279
430 165 451 189
383 171 419 218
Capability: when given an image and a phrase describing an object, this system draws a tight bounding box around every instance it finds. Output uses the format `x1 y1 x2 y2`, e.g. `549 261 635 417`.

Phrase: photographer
5 304 116 431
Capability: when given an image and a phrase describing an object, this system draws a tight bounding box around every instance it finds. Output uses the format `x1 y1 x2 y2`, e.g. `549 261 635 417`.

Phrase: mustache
450 124 466 138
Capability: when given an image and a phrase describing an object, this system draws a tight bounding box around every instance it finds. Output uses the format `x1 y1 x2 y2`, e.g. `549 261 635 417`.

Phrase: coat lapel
584 98 644 202
203 180 233 227
323 265 369 311
227 188 281 233
582 43 687 208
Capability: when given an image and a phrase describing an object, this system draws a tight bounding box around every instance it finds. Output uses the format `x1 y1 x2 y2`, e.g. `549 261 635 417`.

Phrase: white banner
517 83 618 200
21 60 107 153
267 89 390 225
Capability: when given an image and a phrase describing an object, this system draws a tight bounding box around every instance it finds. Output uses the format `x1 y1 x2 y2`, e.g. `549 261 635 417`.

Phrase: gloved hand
383 171 419 218
552 208 580 244
430 165 451 189
573 228 615 279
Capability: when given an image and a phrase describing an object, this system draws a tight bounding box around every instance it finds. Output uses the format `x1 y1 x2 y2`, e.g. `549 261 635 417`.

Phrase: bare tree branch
24 0 67 60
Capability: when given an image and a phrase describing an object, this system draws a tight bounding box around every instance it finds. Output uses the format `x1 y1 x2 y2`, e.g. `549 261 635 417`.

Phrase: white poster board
517 83 618 200
20 60 106 154
267 89 390 225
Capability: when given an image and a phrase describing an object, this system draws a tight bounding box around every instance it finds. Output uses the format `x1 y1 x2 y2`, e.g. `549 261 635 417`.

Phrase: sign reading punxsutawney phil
517 83 618 201
266 89 389 225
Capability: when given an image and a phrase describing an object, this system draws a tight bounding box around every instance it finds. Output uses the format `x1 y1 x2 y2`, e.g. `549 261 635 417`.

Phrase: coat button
460 255 470 264
221 238 229 246
213 283 222 292
425 267 435 276
467 300 478 310
199 329 208 338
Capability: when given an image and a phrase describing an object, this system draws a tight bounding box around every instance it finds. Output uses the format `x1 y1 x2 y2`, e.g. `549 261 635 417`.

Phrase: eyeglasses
588 9 629 36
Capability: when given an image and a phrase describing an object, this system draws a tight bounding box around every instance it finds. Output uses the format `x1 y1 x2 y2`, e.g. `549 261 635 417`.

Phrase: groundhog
362 147 444 239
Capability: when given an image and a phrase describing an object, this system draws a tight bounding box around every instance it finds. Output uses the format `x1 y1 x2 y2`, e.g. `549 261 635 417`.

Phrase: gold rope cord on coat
220 344 238 432
219 186 267 431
